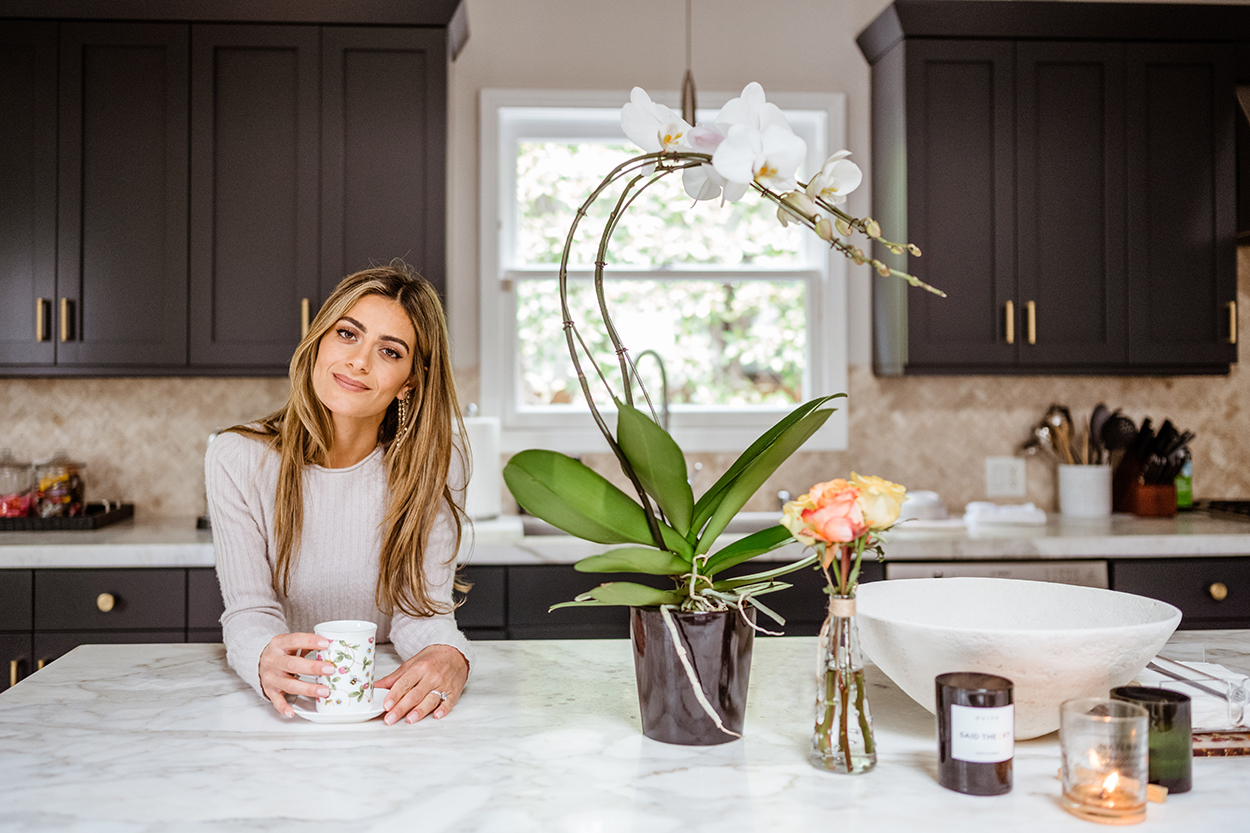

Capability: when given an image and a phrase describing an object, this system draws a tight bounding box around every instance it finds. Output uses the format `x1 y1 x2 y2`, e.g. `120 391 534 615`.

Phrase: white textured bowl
856 578 1181 738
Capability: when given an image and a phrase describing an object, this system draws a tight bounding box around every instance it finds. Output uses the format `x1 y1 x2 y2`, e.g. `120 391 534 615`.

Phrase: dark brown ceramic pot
629 606 755 745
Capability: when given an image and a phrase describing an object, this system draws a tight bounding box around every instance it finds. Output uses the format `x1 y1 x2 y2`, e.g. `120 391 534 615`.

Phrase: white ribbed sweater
204 431 472 697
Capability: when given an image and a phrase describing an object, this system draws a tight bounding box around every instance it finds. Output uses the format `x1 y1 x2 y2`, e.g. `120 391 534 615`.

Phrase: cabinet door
1 633 33 692
1126 43 1238 369
320 27 447 298
903 40 1017 371
34 569 186 631
0 22 57 367
57 23 189 367
1016 42 1127 368
189 25 320 369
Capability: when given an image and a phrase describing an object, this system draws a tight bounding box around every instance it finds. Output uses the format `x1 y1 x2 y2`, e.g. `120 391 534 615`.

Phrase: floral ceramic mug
313 620 377 712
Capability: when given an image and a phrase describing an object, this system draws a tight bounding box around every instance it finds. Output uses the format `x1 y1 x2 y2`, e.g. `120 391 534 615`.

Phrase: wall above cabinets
859 1 1245 376
0 1 461 377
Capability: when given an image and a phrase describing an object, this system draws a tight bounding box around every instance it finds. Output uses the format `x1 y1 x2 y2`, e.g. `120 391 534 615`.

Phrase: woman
205 262 472 725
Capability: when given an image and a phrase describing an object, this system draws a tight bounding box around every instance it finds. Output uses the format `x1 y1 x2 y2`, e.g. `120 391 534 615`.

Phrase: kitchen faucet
634 349 669 433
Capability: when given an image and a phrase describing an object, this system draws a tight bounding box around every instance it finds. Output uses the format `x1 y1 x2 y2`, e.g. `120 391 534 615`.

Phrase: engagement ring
431 690 449 701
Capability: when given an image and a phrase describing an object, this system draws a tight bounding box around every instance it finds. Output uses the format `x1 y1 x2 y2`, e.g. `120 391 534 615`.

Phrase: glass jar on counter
0 450 34 517
34 454 86 518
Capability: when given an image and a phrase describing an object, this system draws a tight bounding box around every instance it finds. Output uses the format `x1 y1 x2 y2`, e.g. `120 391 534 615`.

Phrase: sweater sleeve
205 433 288 698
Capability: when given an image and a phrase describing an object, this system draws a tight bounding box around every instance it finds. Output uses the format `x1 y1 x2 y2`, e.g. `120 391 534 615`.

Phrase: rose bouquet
782 474 906 773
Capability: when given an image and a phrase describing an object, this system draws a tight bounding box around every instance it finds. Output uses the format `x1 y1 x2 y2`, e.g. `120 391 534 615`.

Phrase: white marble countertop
0 631 1246 832
1 511 1248 569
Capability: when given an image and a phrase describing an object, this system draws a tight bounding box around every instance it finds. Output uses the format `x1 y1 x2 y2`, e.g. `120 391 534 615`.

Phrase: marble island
1 510 1248 569
0 632 1247 831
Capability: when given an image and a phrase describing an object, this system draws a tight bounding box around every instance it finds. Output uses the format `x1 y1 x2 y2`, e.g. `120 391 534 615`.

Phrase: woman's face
312 294 418 427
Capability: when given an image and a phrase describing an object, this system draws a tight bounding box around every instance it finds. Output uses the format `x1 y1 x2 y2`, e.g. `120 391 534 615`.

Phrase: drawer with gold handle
34 569 185 631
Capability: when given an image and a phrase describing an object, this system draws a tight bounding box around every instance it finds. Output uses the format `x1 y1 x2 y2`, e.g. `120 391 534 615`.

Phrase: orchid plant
502 83 938 630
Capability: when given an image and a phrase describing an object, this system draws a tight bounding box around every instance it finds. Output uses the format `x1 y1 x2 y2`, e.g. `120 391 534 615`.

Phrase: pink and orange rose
781 473 906 573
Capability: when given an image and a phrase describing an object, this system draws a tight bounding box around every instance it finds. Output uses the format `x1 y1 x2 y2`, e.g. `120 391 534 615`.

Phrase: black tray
0 502 134 531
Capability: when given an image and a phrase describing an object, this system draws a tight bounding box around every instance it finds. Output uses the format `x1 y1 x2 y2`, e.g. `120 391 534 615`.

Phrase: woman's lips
332 373 369 392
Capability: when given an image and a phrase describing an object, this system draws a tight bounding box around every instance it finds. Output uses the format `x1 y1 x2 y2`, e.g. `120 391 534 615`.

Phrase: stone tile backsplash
3 247 1246 520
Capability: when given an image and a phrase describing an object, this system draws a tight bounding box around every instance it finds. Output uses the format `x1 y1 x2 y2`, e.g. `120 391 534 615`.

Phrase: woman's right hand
258 633 337 718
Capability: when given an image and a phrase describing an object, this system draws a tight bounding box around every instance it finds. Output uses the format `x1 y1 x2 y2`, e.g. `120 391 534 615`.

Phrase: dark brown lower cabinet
1 633 32 692
1112 557 1250 630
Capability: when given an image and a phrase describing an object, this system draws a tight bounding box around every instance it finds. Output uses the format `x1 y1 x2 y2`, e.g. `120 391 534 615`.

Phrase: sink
521 511 782 537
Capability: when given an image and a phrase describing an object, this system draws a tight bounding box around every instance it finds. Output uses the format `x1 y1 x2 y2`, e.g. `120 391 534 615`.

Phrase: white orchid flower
711 122 807 192
714 82 792 134
805 150 863 205
621 87 691 154
681 125 748 203
683 163 750 203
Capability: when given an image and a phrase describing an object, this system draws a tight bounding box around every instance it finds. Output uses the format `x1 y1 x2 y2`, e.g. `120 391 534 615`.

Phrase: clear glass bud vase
810 593 877 774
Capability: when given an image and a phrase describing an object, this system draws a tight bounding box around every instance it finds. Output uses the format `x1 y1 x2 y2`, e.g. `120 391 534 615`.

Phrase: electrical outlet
985 456 1027 498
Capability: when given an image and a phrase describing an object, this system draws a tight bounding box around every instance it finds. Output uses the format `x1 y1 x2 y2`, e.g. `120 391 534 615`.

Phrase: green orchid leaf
548 599 611 612
583 582 685 607
616 401 694 537
502 450 674 552
694 407 833 557
575 547 691 575
709 551 818 589
688 394 844 542
702 525 795 577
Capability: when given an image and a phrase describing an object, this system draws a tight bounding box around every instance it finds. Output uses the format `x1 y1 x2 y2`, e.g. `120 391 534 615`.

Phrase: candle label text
951 704 1015 763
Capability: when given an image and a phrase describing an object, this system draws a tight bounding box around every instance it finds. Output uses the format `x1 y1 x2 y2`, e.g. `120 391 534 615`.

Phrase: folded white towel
963 501 1048 526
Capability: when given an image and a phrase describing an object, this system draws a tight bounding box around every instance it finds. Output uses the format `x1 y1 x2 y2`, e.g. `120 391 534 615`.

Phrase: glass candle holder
1060 698 1150 825
1110 687 1192 794
935 672 1013 795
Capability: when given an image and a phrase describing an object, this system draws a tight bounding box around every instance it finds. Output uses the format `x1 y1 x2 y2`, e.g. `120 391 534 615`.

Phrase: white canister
1057 464 1112 518
462 416 501 519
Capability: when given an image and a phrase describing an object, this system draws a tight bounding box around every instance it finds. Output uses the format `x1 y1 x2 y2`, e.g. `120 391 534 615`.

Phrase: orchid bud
907 243 923 257
865 218 882 238
835 218 853 237
816 218 835 240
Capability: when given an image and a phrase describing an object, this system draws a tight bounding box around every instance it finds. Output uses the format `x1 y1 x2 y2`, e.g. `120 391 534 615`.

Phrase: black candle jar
936 672 1014 796
1110 686 1192 794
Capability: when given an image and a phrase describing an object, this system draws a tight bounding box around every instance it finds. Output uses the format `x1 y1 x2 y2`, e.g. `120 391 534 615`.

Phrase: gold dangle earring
393 392 411 448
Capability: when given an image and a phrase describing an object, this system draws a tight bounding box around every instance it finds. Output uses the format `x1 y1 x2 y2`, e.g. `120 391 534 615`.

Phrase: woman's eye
382 347 402 360
336 327 356 340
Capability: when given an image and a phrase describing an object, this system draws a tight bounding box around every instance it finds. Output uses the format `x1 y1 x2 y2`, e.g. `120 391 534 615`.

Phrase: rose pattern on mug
315 635 374 706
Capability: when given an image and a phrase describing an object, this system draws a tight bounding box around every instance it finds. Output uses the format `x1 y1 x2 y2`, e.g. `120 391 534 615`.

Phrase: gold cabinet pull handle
96 592 115 613
300 298 311 339
1026 300 1037 345
1228 301 1237 345
1209 582 1228 602
9 659 17 688
36 298 48 342
36 659 45 671
60 298 70 342
1005 300 1015 345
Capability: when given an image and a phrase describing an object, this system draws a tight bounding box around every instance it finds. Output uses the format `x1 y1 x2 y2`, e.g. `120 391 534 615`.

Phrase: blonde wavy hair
227 262 469 618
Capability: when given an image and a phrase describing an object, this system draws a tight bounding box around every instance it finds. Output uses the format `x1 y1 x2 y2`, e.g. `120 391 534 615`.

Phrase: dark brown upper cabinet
0 2 459 376
57 23 190 369
189 25 320 369
860 1 1243 375
320 27 447 301
0 22 57 367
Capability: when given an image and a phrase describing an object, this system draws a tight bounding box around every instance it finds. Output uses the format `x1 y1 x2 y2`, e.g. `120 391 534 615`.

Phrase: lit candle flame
1099 770 1120 799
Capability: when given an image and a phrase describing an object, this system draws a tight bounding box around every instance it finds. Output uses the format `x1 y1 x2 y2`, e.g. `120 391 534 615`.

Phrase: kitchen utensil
1089 404 1112 463
1049 414 1075 465
1100 411 1138 452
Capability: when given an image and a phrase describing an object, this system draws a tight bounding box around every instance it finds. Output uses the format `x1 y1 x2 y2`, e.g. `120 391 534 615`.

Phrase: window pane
516 278 806 408
515 141 805 269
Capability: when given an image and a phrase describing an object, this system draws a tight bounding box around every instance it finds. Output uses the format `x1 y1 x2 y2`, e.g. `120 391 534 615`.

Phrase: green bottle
1175 450 1193 510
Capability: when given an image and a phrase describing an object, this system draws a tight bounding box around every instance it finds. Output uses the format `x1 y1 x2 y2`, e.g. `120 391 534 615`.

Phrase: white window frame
479 88 849 453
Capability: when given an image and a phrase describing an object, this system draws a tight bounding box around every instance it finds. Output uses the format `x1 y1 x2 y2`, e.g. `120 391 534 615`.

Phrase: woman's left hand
374 644 469 726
